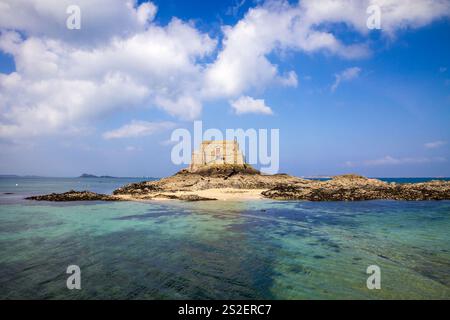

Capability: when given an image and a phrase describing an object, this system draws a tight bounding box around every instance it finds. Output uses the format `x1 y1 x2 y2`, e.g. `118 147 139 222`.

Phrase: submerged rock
26 190 124 202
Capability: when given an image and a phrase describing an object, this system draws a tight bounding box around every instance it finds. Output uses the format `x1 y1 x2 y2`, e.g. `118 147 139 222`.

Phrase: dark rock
112 167 304 195
153 194 217 201
177 164 260 177
113 183 163 195
26 190 124 202
28 171 450 202
262 176 450 201
79 173 98 178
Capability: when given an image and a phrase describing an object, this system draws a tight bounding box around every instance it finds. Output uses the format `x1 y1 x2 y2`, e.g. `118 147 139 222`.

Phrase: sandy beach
151 188 266 201
113 188 266 201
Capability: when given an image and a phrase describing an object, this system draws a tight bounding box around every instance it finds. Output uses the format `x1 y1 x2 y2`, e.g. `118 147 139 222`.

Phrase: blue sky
0 0 449 177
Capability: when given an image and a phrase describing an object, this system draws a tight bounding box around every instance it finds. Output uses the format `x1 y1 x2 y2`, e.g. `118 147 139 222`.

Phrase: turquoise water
0 178 449 299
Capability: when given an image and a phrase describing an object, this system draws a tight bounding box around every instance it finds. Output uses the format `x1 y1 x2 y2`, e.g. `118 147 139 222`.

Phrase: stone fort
189 140 245 172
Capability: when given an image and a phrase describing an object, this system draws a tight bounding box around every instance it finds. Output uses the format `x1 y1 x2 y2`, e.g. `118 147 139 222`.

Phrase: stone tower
189 140 245 172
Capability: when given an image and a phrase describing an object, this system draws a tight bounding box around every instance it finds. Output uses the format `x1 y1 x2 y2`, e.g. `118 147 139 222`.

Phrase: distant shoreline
0 175 158 180
1 174 449 181
24 165 450 202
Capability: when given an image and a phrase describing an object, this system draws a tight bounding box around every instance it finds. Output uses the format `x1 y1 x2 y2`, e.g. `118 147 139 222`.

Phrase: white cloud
0 0 157 44
0 71 150 138
0 0 449 140
363 155 447 166
227 0 247 17
424 140 447 149
204 0 450 99
154 95 203 120
278 71 299 87
299 0 450 36
331 67 361 92
204 1 368 98
136 2 158 25
230 96 273 115
103 121 176 139
125 146 143 152
0 14 215 137
345 155 447 167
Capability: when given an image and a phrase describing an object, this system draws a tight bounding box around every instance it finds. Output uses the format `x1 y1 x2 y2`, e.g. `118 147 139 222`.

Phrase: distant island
79 173 117 178
78 173 156 179
0 174 155 179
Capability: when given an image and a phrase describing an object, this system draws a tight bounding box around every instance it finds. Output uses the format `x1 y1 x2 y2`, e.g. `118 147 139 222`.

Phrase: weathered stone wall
190 140 245 172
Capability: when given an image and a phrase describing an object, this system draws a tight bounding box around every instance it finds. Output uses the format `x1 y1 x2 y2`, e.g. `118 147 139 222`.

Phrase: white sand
116 188 267 201
170 188 266 201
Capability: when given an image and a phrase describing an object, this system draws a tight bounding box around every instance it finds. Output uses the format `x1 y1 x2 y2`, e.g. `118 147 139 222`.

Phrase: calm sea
0 177 449 299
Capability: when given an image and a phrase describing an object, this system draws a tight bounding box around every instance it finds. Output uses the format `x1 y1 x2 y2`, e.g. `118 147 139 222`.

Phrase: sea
0 177 449 299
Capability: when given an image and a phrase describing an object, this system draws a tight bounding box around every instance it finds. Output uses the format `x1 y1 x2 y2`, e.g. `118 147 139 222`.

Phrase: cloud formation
331 67 361 92
1 0 449 140
230 96 273 115
346 155 447 167
424 140 448 149
0 0 156 44
0 17 214 138
102 121 176 139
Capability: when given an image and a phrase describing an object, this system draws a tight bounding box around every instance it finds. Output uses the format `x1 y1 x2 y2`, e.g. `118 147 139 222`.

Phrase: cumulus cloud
136 2 158 25
0 0 157 45
102 121 176 139
204 0 450 98
299 0 450 36
0 15 215 137
230 96 273 115
204 1 368 98
424 140 447 149
0 0 449 140
331 67 361 92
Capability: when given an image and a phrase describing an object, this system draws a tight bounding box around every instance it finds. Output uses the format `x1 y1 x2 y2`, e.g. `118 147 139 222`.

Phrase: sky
0 0 449 177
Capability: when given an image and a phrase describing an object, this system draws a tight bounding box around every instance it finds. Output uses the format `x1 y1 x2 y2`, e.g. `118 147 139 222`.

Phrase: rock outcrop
25 170 450 202
151 194 217 201
26 190 124 202
113 164 304 196
261 174 450 201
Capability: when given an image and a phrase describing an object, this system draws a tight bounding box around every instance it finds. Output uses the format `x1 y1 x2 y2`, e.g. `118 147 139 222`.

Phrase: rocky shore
26 166 450 202
25 190 123 202
113 164 303 196
261 174 450 201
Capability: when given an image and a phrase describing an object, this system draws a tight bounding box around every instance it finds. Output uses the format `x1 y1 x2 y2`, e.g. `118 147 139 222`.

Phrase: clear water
0 178 449 299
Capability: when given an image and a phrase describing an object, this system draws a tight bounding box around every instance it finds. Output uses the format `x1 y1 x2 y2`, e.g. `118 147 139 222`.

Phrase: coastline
24 166 450 202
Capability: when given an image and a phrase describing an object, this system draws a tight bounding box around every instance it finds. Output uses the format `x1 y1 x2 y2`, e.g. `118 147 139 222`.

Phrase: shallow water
0 178 449 299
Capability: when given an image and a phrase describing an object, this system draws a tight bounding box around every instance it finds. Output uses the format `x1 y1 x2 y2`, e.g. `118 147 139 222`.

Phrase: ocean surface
0 177 449 299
